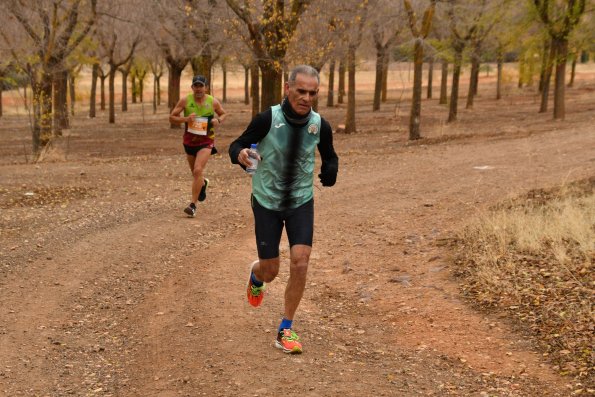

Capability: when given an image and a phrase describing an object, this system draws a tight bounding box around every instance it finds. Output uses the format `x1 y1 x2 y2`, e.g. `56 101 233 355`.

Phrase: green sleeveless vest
184 94 215 137
252 105 322 210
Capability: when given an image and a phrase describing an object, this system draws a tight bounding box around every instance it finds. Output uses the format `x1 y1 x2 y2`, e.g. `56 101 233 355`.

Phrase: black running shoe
184 203 196 217
198 178 209 202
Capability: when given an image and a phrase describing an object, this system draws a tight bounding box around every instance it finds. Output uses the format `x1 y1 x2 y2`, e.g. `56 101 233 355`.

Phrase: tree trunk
381 53 389 102
109 66 117 124
539 41 556 113
69 73 75 116
344 46 357 134
192 54 213 86
466 55 479 109
518 57 524 88
251 63 260 118
121 71 129 112
100 75 107 111
439 59 448 104
131 74 137 104
373 47 385 111
409 38 423 140
472 61 480 96
448 47 463 123
32 74 53 153
552 37 568 120
222 63 228 103
167 63 184 128
259 63 282 111
53 69 69 133
156 75 162 105
568 53 577 87
496 52 503 100
52 71 69 136
0 84 2 117
338 59 346 104
90 63 98 118
153 75 157 114
327 59 335 107
538 39 550 93
138 72 145 103
427 57 434 99
243 65 250 105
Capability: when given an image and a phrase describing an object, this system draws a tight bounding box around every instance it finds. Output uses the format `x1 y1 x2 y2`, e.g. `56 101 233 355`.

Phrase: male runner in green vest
169 75 227 217
229 65 339 353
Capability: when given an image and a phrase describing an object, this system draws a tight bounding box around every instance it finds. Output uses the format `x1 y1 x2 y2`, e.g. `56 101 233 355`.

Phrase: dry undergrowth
454 177 594 389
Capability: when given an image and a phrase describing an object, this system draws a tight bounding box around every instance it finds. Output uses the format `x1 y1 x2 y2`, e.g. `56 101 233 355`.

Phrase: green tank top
184 94 215 137
252 105 322 210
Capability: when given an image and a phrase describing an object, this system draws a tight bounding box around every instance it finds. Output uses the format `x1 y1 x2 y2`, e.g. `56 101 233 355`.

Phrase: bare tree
371 1 405 111
344 0 370 134
404 0 437 139
225 0 311 110
1 0 96 154
532 0 587 119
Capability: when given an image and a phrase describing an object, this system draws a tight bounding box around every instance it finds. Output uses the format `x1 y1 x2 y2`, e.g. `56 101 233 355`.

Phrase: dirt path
1 90 594 396
0 118 595 396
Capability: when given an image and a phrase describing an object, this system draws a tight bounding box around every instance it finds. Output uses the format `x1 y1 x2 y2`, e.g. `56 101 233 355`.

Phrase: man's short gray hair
288 65 320 85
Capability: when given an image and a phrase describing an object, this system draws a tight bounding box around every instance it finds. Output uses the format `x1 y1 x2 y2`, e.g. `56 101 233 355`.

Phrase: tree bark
496 51 503 100
251 63 260 118
448 46 463 123
109 66 117 124
327 59 335 107
338 59 346 104
244 65 250 105
538 39 550 93
466 55 479 109
373 47 385 111
552 37 568 120
167 62 184 128
427 57 433 99
90 63 98 118
259 63 282 111
131 74 137 104
69 73 75 116
222 63 228 103
344 46 357 134
568 53 576 87
439 59 448 104
539 41 556 113
409 38 424 139
121 70 129 112
53 69 69 133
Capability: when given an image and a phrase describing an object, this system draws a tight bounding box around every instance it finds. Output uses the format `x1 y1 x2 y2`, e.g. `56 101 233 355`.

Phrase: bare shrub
454 177 594 385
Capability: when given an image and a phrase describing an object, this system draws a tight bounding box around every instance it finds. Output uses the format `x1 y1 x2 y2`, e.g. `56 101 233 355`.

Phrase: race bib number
188 117 209 135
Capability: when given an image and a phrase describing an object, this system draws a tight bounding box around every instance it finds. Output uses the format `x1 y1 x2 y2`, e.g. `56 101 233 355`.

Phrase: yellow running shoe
246 260 265 307
275 329 303 354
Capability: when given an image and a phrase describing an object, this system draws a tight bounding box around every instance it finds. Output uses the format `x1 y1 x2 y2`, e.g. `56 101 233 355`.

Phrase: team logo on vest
307 124 318 135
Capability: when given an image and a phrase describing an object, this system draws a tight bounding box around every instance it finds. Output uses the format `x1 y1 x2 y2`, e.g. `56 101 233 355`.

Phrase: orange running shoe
246 260 265 307
275 329 303 354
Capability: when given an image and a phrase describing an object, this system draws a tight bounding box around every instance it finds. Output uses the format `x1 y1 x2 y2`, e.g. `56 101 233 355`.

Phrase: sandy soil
0 67 594 396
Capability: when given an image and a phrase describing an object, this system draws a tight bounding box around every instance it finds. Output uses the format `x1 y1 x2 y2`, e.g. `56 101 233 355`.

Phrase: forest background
0 0 594 396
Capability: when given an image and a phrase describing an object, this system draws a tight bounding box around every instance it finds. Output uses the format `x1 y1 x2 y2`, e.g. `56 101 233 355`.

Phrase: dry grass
454 177 594 386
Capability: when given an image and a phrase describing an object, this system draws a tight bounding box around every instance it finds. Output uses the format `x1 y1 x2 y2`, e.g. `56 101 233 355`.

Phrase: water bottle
246 144 259 175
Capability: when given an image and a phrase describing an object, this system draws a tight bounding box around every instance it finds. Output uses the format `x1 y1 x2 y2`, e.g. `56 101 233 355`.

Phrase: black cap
192 75 207 86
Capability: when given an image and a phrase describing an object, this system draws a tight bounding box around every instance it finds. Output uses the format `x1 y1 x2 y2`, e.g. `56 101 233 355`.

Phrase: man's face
192 83 206 98
285 73 319 116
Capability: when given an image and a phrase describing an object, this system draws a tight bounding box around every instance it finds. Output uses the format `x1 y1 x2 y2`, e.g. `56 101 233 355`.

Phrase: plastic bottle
246 144 259 175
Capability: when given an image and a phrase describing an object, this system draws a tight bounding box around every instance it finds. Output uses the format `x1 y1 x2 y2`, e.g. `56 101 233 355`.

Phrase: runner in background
169 75 227 217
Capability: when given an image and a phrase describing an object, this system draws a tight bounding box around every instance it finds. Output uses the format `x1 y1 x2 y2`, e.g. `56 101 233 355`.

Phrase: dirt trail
1 90 594 396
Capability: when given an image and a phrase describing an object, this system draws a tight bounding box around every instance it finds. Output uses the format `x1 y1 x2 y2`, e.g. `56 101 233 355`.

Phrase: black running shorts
251 195 314 259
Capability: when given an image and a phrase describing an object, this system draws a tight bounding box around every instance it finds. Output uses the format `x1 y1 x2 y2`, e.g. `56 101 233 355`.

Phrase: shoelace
281 330 299 341
250 284 264 296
